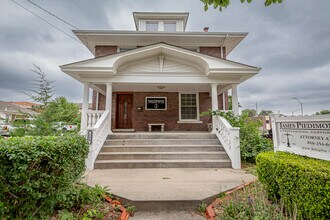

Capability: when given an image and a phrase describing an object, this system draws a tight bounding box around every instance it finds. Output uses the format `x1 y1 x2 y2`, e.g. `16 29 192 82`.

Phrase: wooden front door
116 94 133 129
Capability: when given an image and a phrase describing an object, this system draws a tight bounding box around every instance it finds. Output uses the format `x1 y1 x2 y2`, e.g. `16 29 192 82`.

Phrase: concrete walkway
84 168 256 212
131 211 205 220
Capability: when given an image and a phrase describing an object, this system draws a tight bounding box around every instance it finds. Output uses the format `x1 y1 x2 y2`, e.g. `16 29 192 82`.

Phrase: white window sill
177 120 203 124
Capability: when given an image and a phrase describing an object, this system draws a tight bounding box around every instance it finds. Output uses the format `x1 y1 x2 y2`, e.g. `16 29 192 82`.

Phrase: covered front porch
61 43 260 170
82 82 239 133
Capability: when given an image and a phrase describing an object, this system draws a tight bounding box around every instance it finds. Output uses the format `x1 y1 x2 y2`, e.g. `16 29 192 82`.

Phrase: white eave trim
208 67 261 75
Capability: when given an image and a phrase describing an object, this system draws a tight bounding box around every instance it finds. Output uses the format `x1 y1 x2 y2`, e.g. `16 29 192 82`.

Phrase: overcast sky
1 0 329 115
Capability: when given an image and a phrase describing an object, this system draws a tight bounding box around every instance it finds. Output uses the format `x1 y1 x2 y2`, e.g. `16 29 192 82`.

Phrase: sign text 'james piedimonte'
272 115 330 161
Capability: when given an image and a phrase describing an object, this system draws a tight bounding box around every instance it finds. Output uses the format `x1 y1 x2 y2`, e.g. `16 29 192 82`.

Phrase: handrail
214 116 241 169
85 110 110 170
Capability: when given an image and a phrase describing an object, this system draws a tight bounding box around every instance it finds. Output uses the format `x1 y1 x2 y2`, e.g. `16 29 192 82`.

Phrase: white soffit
60 43 260 83
74 31 247 56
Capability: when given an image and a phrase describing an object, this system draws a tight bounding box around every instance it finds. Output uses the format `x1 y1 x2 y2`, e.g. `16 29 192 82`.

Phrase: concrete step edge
107 139 219 141
95 159 231 163
102 144 222 147
98 151 227 155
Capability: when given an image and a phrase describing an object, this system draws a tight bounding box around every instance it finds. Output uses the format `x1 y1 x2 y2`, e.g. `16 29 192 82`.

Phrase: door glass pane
124 100 127 120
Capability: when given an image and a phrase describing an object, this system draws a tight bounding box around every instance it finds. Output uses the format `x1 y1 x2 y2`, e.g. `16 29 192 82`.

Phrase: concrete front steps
94 132 231 169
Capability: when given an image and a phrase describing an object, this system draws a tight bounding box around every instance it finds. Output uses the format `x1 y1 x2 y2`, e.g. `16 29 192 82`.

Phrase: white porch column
222 93 226 110
211 83 218 133
81 83 90 132
105 83 113 133
232 84 239 115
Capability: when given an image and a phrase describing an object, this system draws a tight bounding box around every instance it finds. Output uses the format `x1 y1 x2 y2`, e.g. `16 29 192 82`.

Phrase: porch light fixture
157 86 165 90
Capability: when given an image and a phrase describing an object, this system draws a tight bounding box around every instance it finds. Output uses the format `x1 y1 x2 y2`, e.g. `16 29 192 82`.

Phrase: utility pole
292 97 303 116
255 102 258 115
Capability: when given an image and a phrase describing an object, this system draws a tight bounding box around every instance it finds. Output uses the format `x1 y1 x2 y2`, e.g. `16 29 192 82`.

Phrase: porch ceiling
94 83 231 94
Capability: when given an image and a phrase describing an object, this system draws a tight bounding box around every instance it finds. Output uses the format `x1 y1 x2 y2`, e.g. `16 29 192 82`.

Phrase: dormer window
164 22 176 32
133 12 188 32
146 21 159 31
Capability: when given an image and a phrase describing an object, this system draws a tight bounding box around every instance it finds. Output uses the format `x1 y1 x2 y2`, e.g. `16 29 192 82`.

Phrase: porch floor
83 168 256 211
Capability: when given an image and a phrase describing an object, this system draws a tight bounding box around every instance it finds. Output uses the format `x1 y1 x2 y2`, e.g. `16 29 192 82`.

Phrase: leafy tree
201 109 273 163
242 108 257 117
228 95 242 110
315 110 330 115
24 64 54 110
11 97 80 136
42 96 80 124
201 0 283 11
259 110 273 116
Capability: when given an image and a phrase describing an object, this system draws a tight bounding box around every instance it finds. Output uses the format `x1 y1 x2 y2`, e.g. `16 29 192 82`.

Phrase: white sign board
271 115 330 161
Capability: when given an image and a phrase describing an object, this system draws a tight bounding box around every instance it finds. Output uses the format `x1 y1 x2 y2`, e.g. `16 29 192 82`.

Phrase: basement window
179 93 200 121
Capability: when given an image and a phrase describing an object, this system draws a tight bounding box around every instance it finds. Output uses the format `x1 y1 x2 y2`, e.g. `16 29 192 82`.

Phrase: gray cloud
0 0 329 114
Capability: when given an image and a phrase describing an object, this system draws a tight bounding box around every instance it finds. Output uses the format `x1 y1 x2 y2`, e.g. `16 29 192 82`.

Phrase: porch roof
61 43 260 85
73 30 248 55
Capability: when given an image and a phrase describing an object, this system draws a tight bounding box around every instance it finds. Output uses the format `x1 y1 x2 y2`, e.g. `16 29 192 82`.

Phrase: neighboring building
11 102 40 111
0 102 38 122
61 12 261 132
75 103 93 112
251 115 272 134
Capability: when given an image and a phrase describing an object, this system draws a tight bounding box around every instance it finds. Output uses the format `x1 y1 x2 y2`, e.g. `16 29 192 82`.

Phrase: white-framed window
146 21 159 31
164 21 177 32
179 93 199 121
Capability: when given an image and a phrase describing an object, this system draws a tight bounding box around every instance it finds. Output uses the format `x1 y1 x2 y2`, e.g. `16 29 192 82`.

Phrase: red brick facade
90 45 230 131
92 91 106 110
94 46 117 58
199 46 226 59
200 47 221 59
106 92 227 131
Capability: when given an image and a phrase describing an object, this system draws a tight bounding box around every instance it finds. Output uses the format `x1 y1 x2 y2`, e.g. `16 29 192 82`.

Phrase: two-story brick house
60 12 260 170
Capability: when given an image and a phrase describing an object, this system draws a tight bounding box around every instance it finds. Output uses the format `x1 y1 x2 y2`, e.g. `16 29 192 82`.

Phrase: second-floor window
146 21 158 31
164 22 176 31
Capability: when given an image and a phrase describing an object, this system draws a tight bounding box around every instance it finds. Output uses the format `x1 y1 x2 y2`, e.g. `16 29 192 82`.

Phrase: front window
146 21 158 31
164 22 176 31
180 93 198 120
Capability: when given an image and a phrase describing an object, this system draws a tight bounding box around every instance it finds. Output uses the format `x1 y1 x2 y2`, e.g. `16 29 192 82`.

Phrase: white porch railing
214 116 241 169
86 110 104 128
85 110 110 170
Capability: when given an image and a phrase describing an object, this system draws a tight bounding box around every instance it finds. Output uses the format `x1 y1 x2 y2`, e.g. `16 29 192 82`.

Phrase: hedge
0 135 89 219
256 151 330 219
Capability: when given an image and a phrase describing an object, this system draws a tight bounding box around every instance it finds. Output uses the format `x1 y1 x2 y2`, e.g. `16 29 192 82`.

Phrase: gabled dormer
133 12 189 32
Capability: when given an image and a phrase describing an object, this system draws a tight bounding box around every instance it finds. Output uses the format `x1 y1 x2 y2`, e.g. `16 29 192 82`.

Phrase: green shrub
56 183 109 211
0 135 89 219
201 110 273 163
256 151 330 219
215 182 288 220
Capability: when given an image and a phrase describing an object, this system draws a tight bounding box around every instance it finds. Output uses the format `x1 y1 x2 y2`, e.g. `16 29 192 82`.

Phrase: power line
26 0 79 30
25 0 90 49
9 0 81 44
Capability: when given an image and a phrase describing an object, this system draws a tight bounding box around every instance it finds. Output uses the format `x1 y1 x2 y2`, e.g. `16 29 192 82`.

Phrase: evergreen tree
24 64 54 110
